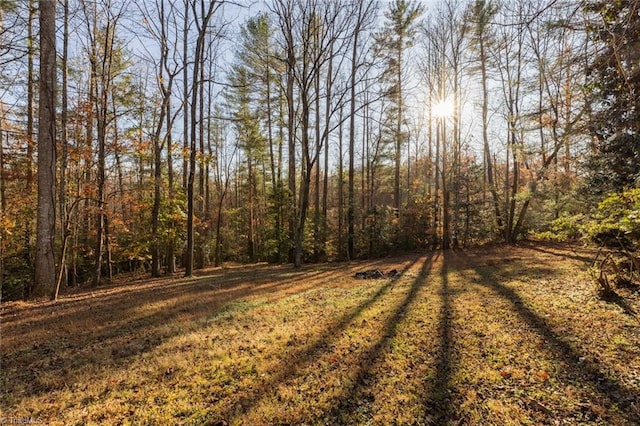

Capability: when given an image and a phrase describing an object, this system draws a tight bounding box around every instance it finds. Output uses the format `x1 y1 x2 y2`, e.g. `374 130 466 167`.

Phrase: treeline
0 0 636 300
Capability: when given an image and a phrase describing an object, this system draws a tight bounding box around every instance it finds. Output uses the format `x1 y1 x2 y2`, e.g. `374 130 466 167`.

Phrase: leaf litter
1 243 639 425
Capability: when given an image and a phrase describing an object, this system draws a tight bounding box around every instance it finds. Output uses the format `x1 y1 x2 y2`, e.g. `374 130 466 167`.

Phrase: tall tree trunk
440 116 450 250
56 0 70 297
337 105 344 261
321 48 333 256
196 34 207 270
182 0 189 190
286 37 296 264
205 53 214 265
248 154 255 261
277 86 285 260
264 54 280 262
294 96 311 268
34 0 57 298
434 105 440 250
394 38 403 211
186 1 217 276
479 31 503 234
0 119 5 298
151 84 171 277
313 60 321 261
24 0 35 280
348 10 360 261
91 17 116 287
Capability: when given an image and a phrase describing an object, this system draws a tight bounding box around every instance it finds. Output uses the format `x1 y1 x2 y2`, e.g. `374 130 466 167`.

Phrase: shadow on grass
458 250 640 424
600 289 638 319
518 240 595 265
0 264 347 403
318 252 440 423
213 256 425 424
422 249 454 424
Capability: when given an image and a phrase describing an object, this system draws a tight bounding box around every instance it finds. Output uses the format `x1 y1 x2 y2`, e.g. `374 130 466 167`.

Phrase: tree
347 0 377 260
375 0 423 211
24 0 35 274
138 0 182 277
81 0 127 286
467 0 503 236
227 65 264 260
422 0 465 249
185 0 221 277
232 13 282 262
583 0 640 196
33 0 56 298
272 0 351 267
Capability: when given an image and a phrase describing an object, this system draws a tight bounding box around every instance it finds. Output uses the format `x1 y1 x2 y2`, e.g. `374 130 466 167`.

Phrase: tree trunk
196 41 207 269
34 0 57 298
56 0 70 297
1 106 6 296
248 155 255 261
348 10 360 261
182 1 189 190
394 40 403 211
286 39 296 264
24 0 36 286
479 32 503 234
186 1 218 276
337 105 344 261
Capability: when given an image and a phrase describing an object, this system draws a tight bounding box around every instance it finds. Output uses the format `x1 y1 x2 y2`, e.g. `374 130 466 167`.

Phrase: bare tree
348 0 376 260
138 0 183 277
271 0 353 267
185 0 221 277
467 0 503 237
80 0 126 286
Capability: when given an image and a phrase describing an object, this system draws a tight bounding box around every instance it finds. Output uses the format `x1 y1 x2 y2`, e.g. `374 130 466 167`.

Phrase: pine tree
375 0 423 211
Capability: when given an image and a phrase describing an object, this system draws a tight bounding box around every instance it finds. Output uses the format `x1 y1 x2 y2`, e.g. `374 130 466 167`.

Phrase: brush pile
354 269 398 279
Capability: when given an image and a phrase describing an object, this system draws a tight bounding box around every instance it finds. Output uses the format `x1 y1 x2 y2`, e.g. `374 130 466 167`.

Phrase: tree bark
186 0 218 276
34 0 57 298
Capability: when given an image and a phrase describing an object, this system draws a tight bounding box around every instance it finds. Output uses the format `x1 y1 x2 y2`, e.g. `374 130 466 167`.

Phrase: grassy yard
1 242 639 425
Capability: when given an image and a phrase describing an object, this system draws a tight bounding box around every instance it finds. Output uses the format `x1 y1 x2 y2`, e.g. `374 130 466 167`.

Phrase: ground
1 242 639 425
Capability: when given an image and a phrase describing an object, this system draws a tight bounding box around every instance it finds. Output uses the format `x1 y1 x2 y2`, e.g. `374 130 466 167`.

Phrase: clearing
1 242 639 425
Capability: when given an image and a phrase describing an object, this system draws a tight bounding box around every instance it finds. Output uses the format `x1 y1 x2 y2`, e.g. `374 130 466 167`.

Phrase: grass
1 242 639 425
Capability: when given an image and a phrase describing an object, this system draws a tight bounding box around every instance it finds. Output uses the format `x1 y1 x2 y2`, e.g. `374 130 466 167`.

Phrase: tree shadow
212 256 425 424
600 289 638 319
0 264 352 402
422 249 454 424
317 250 457 425
518 241 595 265
460 251 640 424
317 252 440 423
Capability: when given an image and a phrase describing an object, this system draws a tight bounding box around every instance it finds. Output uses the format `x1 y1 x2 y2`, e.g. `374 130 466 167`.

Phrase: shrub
584 188 640 250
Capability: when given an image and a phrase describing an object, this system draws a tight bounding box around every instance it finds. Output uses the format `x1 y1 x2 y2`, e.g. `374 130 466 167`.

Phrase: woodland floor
1 242 640 425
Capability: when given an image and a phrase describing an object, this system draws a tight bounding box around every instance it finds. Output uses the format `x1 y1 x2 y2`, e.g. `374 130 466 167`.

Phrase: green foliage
359 205 400 256
158 191 187 251
1 255 30 301
583 0 640 195
533 213 586 242
0 1 16 13
584 188 640 249
399 196 434 249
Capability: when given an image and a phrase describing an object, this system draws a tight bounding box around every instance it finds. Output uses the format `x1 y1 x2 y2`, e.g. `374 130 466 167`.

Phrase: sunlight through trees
0 0 636 299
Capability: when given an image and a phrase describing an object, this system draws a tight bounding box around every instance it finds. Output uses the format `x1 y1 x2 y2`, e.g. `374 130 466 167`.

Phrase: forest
2 1 640 424
0 0 638 300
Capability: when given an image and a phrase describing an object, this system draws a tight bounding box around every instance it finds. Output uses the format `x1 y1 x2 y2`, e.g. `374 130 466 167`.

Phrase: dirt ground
1 242 639 425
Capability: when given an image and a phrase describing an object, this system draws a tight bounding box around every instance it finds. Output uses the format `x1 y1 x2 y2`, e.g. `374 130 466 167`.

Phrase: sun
433 98 454 118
